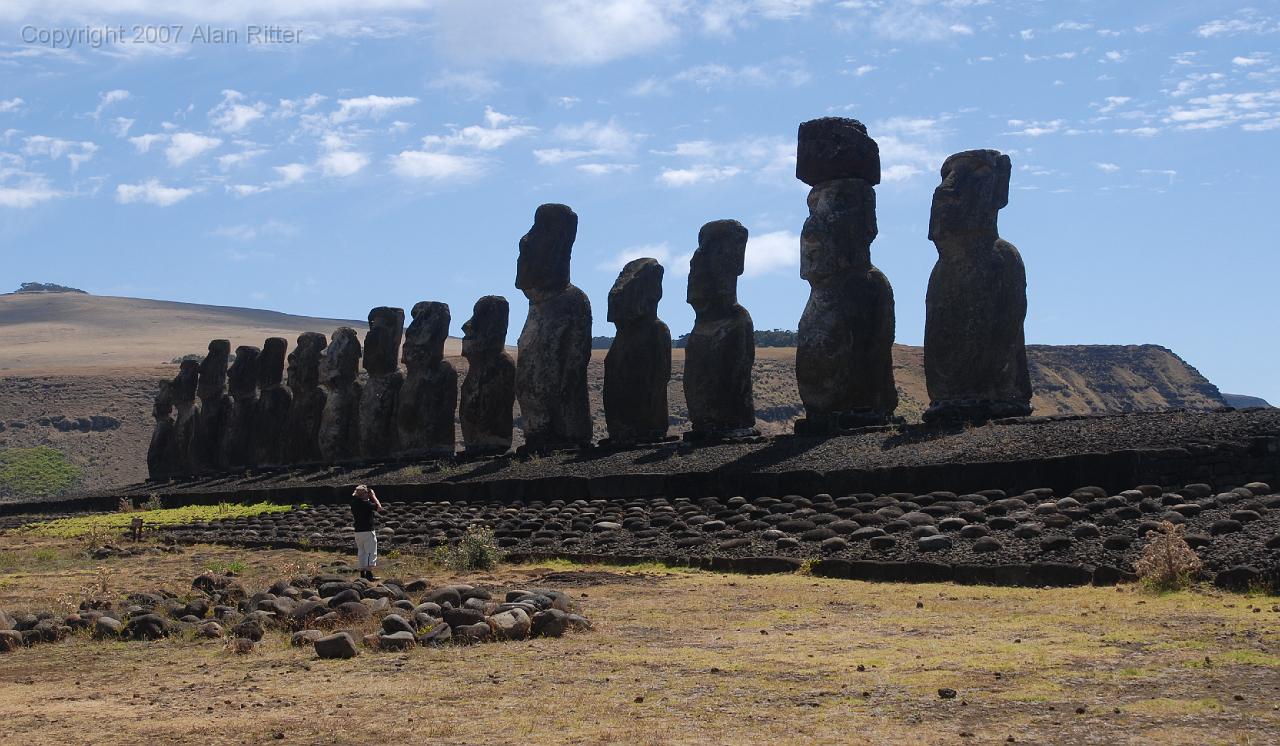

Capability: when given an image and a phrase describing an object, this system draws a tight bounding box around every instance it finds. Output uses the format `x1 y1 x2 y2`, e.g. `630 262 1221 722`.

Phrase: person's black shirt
351 497 376 533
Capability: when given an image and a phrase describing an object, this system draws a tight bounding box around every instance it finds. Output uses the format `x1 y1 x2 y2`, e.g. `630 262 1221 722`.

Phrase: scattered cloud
209 89 266 133
597 241 690 275
1005 118 1065 136
389 150 487 181
90 89 129 120
420 107 536 150
108 117 134 137
165 132 221 166
851 64 876 76
652 134 792 187
0 97 25 114
534 119 642 168
1096 95 1131 113
211 220 297 242
116 179 196 206
331 95 418 123
1232 54 1269 67
22 135 98 171
217 146 268 171
658 165 742 187
1094 162 1120 173
1197 12 1280 38
744 229 799 277
427 70 500 98
0 175 60 208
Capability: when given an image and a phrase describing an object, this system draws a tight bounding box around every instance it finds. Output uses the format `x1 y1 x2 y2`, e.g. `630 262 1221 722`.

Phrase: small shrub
1135 521 1202 593
447 525 502 572
142 493 163 511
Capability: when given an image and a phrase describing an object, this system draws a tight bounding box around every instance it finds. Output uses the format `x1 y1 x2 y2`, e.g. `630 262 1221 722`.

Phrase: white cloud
108 116 134 137
0 176 59 208
116 179 196 206
657 58 811 92
871 116 950 184
128 133 165 152
1005 118 1065 136
420 106 536 150
0 98 24 113
577 162 635 175
211 220 297 241
1233 54 1268 67
1165 90 1280 131
1094 162 1120 173
389 150 487 181
1096 95 1131 113
274 163 310 184
227 184 270 197
1197 14 1280 38
534 119 642 167
275 94 327 119
1114 126 1160 137
744 229 799 277
1101 50 1128 63
209 89 266 133
658 165 742 187
165 132 221 166
427 70 500 98
331 94 418 123
881 164 923 182
319 149 368 177
22 135 98 171
843 2 982 42
597 241 691 275
217 147 267 171
90 89 129 119
852 64 876 76
432 0 679 65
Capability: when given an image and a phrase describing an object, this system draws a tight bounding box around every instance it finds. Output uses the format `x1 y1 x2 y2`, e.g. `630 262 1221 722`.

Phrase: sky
0 1 1277 402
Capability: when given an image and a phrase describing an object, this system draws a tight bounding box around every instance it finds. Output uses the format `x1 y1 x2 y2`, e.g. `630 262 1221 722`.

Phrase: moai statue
172 359 200 474
192 339 232 472
358 307 404 459
284 332 327 464
793 117 898 434
318 327 362 462
603 258 671 445
146 380 180 480
397 301 458 458
683 220 757 440
460 296 515 456
923 149 1031 423
222 345 260 469
253 337 292 467
514 203 592 451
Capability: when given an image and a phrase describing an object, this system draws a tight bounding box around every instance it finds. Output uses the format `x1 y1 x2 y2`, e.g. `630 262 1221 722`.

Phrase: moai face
403 301 451 369
197 339 231 398
516 203 577 302
258 337 287 388
321 327 362 385
227 346 260 398
608 258 664 325
174 360 200 404
687 219 747 315
363 307 404 376
153 380 174 420
287 332 327 390
462 296 509 360
928 149 1011 242
800 179 878 283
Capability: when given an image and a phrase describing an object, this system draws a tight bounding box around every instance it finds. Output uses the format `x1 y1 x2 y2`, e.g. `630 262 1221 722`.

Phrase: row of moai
147 116 1031 479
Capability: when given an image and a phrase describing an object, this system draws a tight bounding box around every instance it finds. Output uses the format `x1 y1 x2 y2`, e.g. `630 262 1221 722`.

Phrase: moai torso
172 359 200 474
514 203 592 451
146 380 179 480
319 327 362 461
253 337 293 466
794 118 897 432
284 332 327 464
604 258 671 444
460 296 515 455
923 149 1031 423
193 339 232 472
358 307 404 459
683 219 757 438
398 301 458 457
222 345 260 469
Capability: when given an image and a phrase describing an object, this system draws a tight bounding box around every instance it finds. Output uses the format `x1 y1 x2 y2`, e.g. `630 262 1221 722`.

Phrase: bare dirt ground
1 535 1277 745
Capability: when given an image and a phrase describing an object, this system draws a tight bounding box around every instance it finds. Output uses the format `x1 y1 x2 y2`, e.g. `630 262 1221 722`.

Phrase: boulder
314 632 359 659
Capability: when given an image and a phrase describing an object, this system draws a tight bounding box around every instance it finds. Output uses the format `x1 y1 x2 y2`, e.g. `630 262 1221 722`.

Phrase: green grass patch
18 502 298 538
0 446 82 498
1213 649 1280 667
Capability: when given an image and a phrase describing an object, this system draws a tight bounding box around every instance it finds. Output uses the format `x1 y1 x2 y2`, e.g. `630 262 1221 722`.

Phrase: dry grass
0 535 1278 745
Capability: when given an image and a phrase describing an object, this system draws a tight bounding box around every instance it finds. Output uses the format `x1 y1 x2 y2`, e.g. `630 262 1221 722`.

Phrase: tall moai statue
923 149 1031 423
397 301 458 458
222 345 260 469
253 337 292 466
793 117 898 433
359 307 405 459
684 219 758 440
284 332 327 464
460 296 515 456
603 258 671 445
514 203 592 451
172 359 200 474
318 327 362 461
146 380 180 480
192 339 232 472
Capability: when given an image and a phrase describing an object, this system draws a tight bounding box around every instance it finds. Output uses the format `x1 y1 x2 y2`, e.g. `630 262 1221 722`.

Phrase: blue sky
1 1 1277 402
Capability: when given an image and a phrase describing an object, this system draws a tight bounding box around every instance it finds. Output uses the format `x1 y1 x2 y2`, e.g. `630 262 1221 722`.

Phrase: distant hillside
1222 393 1273 409
0 292 1236 493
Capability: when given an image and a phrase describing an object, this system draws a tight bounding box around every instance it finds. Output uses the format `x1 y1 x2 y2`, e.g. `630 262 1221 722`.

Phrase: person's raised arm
369 488 383 511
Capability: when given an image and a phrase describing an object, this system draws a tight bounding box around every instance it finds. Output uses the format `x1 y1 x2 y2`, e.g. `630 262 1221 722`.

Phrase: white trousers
354 531 378 569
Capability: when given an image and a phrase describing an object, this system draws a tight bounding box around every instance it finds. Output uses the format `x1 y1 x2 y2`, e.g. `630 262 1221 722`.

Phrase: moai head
403 301 450 370
608 258 664 325
796 117 881 187
287 332 327 391
321 327 361 386
197 339 231 399
928 149 1011 243
152 380 174 421
227 346 261 398
800 179 878 283
174 360 200 404
257 337 287 388
516 203 577 302
462 295 509 360
687 219 747 315
363 307 404 375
